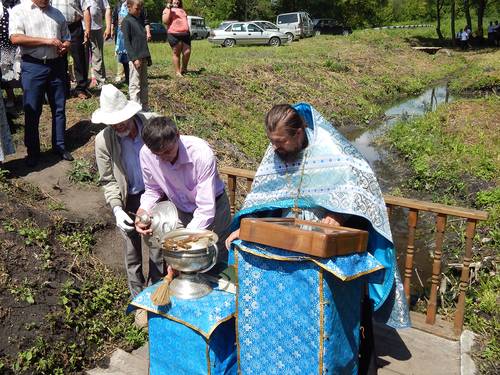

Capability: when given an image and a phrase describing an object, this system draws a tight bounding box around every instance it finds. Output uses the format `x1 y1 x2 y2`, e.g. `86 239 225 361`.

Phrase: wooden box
239 218 368 258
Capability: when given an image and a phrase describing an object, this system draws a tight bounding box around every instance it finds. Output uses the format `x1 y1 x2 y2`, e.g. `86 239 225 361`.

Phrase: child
121 0 151 110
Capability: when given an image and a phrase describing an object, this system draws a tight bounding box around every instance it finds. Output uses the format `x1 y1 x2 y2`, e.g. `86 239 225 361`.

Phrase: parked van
188 16 209 39
276 12 314 41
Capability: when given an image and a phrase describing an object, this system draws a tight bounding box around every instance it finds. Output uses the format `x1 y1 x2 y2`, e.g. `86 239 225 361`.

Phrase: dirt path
2 130 125 274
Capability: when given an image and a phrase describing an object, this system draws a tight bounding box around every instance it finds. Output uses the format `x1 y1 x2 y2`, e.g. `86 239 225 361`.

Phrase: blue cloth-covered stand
128 282 237 375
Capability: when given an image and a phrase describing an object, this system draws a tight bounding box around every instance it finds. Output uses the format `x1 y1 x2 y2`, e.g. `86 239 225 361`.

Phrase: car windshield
277 14 298 24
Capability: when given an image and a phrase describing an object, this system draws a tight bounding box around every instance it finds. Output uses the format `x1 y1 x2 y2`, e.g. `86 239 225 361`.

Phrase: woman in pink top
162 0 191 77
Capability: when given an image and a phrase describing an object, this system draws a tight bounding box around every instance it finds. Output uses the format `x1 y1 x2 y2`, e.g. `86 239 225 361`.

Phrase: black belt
22 55 63 65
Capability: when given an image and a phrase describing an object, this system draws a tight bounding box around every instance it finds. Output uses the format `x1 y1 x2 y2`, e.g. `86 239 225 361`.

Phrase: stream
339 84 454 301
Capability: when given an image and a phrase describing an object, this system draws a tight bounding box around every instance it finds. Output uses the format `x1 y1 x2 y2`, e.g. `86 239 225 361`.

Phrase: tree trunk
451 0 456 46
463 0 472 31
436 0 444 40
476 0 488 39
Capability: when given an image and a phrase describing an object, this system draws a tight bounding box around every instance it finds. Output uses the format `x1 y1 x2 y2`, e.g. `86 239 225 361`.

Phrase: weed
17 219 49 246
324 59 349 72
476 188 500 209
48 200 66 211
68 159 99 185
75 97 99 115
10 278 36 304
58 228 95 256
0 168 9 183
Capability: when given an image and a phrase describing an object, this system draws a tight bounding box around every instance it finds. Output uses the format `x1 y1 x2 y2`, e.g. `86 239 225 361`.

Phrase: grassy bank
96 29 471 163
388 95 499 374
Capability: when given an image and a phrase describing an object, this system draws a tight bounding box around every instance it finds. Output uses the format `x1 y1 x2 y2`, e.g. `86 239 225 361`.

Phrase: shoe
25 155 38 167
53 149 74 161
134 309 148 329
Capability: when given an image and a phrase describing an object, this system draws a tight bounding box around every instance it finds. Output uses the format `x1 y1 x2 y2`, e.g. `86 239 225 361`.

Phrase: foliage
68 159 99 185
388 92 499 374
388 96 499 198
1 216 146 373
465 271 500 374
10 277 36 305
102 30 470 162
58 228 95 257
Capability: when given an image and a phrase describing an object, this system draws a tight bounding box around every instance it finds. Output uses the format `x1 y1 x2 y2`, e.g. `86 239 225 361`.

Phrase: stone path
85 324 467 375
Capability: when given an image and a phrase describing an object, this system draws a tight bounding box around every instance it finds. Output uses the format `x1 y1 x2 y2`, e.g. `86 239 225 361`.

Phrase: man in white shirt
51 0 92 99
89 0 111 88
9 0 73 166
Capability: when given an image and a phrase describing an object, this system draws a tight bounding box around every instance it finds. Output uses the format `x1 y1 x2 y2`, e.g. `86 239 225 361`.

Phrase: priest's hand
321 213 343 226
225 229 240 250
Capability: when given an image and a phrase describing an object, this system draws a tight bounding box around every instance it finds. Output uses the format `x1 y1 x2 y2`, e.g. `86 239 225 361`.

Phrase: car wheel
269 37 281 47
315 30 321 36
193 33 198 40
223 38 235 47
286 32 294 42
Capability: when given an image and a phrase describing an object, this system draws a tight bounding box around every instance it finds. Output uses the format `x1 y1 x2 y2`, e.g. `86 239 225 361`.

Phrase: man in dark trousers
10 0 74 166
52 0 92 99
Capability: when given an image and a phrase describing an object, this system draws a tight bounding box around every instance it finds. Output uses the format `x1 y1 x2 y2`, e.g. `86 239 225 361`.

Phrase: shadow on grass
405 35 498 50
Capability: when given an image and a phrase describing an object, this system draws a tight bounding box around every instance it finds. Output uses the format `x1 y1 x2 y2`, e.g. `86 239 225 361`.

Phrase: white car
208 21 289 47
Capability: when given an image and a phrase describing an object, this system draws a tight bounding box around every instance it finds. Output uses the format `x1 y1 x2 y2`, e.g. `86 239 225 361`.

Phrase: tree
435 0 445 40
463 0 473 31
451 0 456 46
473 0 488 38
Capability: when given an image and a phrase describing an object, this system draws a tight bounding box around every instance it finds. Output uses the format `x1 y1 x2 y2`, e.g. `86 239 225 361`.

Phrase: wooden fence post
454 219 477 334
403 209 419 303
426 214 447 324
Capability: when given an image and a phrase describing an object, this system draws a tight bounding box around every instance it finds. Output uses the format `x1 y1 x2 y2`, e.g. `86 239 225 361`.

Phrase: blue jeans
21 56 67 157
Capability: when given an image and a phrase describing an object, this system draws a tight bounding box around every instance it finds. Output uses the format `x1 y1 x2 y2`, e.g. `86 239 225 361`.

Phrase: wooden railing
220 166 489 338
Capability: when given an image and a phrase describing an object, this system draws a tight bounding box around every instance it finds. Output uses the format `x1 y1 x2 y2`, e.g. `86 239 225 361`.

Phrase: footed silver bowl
161 228 218 299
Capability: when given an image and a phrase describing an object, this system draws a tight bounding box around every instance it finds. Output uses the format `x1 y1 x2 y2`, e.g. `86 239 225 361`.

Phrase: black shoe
60 150 74 161
25 155 38 167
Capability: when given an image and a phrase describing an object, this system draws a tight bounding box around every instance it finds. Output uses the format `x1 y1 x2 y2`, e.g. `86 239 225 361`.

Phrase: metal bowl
161 228 218 273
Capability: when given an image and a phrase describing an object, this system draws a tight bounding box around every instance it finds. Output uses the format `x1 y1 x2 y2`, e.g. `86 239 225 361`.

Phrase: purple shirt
139 135 225 229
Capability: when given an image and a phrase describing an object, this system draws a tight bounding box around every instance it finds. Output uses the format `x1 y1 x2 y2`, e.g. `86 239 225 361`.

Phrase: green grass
388 95 499 374
99 29 471 161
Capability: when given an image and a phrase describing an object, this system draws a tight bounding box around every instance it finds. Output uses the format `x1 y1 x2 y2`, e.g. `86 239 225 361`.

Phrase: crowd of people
457 21 500 49
0 0 191 166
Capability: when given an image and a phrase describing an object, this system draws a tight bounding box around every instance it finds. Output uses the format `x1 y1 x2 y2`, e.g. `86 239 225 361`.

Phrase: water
341 85 453 191
339 85 454 301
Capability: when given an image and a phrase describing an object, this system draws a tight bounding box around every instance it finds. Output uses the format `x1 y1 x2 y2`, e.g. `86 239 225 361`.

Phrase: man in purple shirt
135 116 231 264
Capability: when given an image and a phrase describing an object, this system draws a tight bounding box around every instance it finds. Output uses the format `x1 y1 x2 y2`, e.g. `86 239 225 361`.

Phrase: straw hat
91 84 142 125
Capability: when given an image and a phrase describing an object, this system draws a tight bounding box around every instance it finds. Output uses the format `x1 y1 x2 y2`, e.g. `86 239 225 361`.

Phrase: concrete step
131 343 149 362
86 348 148 375
86 366 128 375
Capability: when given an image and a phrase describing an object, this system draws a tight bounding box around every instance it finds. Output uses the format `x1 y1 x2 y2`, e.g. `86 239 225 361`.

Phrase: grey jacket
94 112 158 210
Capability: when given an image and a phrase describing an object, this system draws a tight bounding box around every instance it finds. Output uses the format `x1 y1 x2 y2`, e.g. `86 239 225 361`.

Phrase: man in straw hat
93 84 164 328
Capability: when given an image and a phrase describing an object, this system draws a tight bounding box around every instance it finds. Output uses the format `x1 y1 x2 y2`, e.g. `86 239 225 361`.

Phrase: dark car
313 19 352 36
150 22 167 42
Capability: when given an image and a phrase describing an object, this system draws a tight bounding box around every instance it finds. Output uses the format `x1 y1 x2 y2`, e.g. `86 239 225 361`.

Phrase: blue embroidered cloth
128 283 237 375
127 282 235 338
236 247 369 374
231 103 410 329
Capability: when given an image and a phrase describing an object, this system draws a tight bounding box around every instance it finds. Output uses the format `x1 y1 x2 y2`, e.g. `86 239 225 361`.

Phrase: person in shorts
162 0 191 77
